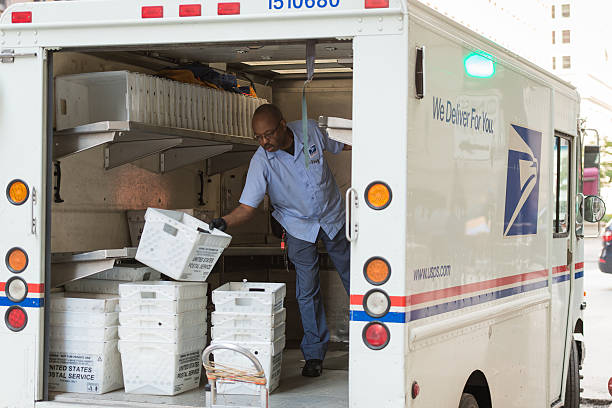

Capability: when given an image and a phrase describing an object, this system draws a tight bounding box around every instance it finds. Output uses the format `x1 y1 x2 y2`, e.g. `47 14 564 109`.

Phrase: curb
581 397 612 406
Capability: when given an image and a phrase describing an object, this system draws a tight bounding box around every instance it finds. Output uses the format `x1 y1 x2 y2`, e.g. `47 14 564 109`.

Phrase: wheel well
463 370 492 408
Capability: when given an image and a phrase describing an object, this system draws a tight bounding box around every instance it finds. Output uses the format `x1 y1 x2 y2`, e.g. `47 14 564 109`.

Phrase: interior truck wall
273 78 353 343
50 52 273 252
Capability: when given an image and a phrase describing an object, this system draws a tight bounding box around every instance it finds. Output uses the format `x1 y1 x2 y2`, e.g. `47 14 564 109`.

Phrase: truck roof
0 0 577 97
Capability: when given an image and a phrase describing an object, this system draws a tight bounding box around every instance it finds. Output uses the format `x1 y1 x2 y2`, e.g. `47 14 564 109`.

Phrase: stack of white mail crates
48 292 123 394
55 71 268 137
211 281 287 394
117 281 208 396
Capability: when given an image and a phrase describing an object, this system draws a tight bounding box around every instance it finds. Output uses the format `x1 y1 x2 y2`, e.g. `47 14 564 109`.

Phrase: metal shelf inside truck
53 121 258 173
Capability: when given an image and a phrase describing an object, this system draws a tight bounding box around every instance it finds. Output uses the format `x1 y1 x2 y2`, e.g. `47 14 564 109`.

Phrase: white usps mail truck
0 0 604 407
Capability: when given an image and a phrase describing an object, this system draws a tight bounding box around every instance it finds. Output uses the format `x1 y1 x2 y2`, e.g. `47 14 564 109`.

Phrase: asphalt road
581 235 612 404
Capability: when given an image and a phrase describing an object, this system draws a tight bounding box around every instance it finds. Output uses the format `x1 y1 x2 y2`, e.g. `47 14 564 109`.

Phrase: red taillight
363 322 390 349
179 4 202 17
365 0 389 9
604 230 612 242
6 306 27 332
12 11 32 24
600 258 607 264
218 2 240 15
411 381 420 399
142 6 164 19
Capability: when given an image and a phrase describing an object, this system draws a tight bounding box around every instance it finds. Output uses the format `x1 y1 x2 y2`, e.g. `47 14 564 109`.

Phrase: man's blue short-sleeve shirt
239 119 345 243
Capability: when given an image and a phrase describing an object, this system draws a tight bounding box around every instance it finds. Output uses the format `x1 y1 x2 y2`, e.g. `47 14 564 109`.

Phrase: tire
459 393 479 408
564 341 580 408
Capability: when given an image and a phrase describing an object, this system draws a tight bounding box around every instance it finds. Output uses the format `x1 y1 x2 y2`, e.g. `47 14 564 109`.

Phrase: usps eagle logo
504 124 542 237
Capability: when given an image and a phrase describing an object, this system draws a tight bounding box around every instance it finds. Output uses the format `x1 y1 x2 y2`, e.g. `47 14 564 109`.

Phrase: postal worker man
209 103 351 377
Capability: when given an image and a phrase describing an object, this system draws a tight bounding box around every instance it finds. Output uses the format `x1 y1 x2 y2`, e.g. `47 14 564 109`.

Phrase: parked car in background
598 219 612 273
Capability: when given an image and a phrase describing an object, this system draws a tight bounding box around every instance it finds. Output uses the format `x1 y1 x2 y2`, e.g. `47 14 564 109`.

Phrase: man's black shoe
302 359 323 377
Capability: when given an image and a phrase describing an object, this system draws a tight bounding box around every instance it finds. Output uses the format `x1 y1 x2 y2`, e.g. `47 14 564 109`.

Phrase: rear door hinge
1 49 37 63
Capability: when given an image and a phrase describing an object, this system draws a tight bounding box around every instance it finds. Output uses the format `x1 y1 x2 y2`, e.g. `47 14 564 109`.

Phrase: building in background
419 0 612 205
417 0 551 68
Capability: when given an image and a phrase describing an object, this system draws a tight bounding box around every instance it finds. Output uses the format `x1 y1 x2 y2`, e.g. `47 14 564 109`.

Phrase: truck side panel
403 9 578 406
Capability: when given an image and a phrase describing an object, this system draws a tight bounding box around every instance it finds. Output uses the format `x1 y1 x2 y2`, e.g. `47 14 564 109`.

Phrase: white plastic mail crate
50 311 119 328
135 208 232 281
64 279 121 295
119 336 206 396
119 323 206 343
90 265 161 282
212 322 285 343
212 336 286 395
212 308 286 330
55 71 141 130
49 293 119 313
56 70 269 136
119 281 208 301
212 282 286 314
50 325 118 342
128 208 214 247
48 339 123 394
119 310 206 330
119 296 206 315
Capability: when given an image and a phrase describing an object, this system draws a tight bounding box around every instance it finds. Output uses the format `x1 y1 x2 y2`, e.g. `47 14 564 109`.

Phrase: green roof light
464 52 495 78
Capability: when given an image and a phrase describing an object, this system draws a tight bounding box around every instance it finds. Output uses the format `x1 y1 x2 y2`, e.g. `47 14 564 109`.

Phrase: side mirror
582 195 606 223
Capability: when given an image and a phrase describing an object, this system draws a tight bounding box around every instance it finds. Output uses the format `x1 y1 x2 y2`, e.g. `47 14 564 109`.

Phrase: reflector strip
0 282 43 293
365 0 389 9
179 4 202 17
12 11 32 24
552 274 570 284
0 296 43 308
351 311 405 323
351 294 405 307
407 268 548 306
142 6 164 18
552 265 568 274
350 262 584 323
218 2 240 15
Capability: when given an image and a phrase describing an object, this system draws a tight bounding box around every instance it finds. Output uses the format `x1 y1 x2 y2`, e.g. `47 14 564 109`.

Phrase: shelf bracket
160 144 233 173
53 131 116 160
104 138 183 170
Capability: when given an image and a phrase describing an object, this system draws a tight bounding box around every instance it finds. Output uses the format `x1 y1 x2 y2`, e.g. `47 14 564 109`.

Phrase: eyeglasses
254 120 282 143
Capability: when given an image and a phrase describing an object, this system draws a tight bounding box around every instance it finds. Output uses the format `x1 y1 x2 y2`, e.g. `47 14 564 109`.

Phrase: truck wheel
564 341 580 408
459 393 479 408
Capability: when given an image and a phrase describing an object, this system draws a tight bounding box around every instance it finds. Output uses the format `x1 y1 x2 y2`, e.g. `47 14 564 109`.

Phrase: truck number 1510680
269 0 340 10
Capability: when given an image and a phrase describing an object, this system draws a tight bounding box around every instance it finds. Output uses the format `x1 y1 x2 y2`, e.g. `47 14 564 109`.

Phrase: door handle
31 187 37 236
345 187 358 242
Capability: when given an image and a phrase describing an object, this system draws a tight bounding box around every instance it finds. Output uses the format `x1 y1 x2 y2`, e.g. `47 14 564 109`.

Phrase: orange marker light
7 180 29 205
365 182 392 210
364 257 391 285
7 248 28 273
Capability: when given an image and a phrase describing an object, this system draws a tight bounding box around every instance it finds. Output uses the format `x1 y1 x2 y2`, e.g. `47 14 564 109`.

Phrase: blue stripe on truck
0 297 44 308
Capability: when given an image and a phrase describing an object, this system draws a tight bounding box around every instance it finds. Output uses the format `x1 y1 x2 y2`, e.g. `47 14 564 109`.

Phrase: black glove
209 217 227 232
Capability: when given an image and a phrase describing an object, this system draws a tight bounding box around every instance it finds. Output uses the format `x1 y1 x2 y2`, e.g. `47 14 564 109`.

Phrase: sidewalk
580 236 612 404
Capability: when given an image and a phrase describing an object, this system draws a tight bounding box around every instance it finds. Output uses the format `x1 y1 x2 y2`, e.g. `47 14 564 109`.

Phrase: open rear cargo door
0 47 48 408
